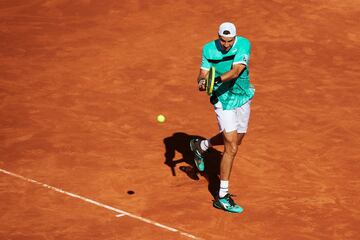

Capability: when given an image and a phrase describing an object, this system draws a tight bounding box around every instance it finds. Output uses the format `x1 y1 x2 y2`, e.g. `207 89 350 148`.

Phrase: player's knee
225 143 238 156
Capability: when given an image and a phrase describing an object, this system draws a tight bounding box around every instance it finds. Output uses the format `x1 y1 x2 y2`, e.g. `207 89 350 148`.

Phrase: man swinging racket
190 22 255 213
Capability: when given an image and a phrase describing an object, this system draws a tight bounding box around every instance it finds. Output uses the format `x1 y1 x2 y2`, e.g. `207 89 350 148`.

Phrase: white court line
0 168 200 240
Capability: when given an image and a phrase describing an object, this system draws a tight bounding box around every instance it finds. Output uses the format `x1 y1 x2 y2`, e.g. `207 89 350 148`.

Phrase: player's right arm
197 69 208 91
198 47 211 91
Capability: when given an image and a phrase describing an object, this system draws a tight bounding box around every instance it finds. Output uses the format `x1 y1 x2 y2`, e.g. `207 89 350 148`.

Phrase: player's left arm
217 64 246 83
216 40 250 83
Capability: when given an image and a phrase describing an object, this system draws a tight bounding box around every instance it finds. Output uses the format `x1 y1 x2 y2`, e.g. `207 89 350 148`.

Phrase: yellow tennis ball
156 114 166 123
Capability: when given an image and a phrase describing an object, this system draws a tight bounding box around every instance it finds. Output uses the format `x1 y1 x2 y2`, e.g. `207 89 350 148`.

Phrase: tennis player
190 22 255 213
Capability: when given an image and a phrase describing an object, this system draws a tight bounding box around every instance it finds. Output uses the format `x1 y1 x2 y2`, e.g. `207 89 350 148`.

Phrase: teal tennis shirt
201 36 255 110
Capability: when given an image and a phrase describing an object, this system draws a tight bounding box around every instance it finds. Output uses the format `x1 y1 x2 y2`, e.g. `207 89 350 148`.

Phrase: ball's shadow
163 132 222 198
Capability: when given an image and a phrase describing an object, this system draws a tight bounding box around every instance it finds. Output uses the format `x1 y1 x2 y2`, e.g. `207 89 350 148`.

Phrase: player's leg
212 100 254 213
190 100 250 172
205 100 250 147
213 101 251 212
220 130 238 181
190 101 237 171
217 106 248 196
213 130 243 213
211 103 244 213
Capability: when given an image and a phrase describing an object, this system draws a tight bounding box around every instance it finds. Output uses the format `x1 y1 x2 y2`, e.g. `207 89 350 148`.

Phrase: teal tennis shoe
189 139 205 171
213 194 243 213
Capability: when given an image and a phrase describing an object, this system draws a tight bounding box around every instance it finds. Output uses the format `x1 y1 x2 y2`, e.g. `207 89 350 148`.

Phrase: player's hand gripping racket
205 66 215 95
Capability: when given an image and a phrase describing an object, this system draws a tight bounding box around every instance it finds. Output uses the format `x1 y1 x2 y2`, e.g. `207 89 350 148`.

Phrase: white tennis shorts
214 100 252 133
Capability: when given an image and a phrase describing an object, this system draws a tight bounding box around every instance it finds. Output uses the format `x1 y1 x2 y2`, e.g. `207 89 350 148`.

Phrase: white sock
219 180 229 198
200 139 211 152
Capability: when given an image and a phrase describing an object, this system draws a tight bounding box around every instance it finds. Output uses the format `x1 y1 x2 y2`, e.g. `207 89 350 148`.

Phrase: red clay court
1 1 359 239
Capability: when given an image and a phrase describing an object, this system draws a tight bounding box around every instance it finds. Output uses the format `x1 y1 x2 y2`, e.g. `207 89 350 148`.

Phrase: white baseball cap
218 22 237 37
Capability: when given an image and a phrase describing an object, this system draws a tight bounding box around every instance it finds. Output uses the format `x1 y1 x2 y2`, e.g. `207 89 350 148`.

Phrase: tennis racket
205 66 215 95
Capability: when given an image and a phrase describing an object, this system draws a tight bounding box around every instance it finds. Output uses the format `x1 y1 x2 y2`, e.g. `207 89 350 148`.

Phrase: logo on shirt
243 54 249 62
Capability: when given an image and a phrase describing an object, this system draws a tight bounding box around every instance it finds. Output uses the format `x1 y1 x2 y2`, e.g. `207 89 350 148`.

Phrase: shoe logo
220 201 230 209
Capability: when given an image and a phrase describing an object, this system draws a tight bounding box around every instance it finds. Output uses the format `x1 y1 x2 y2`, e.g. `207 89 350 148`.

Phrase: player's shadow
163 132 222 198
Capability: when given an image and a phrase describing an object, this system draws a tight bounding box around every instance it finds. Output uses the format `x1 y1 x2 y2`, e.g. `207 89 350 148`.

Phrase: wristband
215 76 222 84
